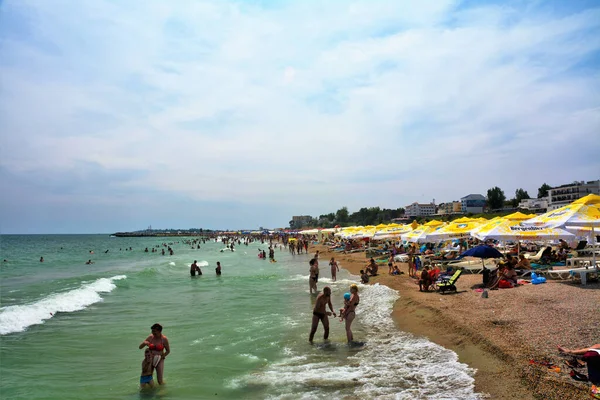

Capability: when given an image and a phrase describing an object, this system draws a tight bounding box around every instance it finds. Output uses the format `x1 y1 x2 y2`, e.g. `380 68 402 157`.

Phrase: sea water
0 235 480 399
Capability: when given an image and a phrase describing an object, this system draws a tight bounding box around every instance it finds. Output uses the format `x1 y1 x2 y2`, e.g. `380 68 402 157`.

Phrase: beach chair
436 269 463 294
524 247 548 262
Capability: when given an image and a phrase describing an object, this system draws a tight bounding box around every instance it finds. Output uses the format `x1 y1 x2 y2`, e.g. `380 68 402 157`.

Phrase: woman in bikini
329 257 339 282
344 284 360 343
139 323 170 385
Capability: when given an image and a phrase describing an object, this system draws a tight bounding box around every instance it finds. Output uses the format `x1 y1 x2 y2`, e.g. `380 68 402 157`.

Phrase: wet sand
314 245 599 399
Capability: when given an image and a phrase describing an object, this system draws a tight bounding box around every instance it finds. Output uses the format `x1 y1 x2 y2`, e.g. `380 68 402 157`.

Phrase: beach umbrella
474 223 575 242
522 198 600 267
453 217 473 223
503 212 534 221
425 220 483 242
522 201 600 228
424 219 444 227
459 245 503 259
458 245 504 269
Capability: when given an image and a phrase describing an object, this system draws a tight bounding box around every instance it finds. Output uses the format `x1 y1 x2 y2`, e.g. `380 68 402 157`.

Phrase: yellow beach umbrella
424 219 444 227
426 220 483 241
401 225 444 243
452 217 473 223
503 212 532 221
475 223 575 241
573 194 600 205
523 202 600 228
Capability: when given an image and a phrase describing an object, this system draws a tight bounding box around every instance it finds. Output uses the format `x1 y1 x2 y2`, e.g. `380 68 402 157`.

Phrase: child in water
140 348 155 388
339 293 351 322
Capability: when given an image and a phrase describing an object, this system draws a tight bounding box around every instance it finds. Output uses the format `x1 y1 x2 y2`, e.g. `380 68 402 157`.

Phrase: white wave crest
0 275 126 335
234 283 480 399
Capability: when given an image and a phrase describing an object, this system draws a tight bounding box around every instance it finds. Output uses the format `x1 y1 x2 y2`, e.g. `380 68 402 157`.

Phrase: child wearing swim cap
339 292 351 322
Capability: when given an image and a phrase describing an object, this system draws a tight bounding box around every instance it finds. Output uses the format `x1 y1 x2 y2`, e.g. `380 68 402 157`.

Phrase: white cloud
1 0 599 231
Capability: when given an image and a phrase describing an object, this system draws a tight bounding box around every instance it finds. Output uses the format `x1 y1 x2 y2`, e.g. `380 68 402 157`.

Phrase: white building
405 202 436 217
548 180 600 210
518 197 548 211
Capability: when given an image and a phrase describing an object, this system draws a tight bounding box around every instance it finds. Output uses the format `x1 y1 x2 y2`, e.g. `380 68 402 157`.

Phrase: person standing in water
309 258 319 294
329 257 339 282
190 260 202 277
139 323 170 385
343 284 360 343
215 262 222 276
309 286 336 343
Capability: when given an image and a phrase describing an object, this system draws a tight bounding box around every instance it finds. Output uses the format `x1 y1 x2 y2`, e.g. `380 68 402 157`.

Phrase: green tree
335 207 349 224
487 187 506 210
537 183 552 198
514 188 530 207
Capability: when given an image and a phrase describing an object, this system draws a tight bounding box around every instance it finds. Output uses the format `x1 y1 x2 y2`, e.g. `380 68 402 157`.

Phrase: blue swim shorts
140 375 153 384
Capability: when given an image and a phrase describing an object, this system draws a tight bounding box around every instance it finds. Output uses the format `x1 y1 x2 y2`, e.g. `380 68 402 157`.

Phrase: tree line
486 182 552 210
291 206 406 228
292 182 555 228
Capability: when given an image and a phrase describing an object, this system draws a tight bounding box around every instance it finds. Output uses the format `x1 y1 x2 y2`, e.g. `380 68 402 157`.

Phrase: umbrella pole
593 226 597 268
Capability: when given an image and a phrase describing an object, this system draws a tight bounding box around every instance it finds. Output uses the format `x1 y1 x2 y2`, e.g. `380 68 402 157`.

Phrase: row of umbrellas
303 194 600 264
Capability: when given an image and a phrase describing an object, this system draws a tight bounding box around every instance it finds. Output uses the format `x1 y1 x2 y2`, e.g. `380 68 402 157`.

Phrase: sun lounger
524 247 550 262
543 268 572 280
436 269 463 294
445 259 496 274
568 266 599 285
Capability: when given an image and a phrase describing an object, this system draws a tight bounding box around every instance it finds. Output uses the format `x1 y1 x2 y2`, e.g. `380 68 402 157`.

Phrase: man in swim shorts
309 258 319 294
309 286 336 343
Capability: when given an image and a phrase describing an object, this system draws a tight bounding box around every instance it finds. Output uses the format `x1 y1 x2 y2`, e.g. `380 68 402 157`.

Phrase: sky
1 0 599 234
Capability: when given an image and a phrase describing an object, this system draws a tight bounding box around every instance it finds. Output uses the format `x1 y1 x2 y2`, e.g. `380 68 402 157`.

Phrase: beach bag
498 279 514 289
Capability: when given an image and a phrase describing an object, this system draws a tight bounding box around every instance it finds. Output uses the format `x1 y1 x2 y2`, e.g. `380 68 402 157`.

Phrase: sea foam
232 283 480 399
0 275 126 335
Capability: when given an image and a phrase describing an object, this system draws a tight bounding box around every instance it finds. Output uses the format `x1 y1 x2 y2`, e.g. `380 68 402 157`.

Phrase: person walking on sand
342 284 360 343
309 286 336 343
329 257 339 282
309 258 319 294
139 323 170 385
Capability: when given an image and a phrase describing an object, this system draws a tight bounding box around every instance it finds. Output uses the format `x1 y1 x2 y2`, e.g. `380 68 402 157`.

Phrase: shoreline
314 244 597 399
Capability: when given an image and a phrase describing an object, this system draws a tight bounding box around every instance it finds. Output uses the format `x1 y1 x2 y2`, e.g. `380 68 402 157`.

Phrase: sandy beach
314 244 600 400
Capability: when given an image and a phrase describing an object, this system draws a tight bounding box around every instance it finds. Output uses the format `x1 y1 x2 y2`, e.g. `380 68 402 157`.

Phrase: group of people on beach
307 254 360 345
137 238 366 389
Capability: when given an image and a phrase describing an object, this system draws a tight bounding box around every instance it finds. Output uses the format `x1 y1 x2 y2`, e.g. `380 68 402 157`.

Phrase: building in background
437 201 462 215
519 197 548 212
289 215 313 229
547 180 600 210
405 202 436 217
461 194 486 214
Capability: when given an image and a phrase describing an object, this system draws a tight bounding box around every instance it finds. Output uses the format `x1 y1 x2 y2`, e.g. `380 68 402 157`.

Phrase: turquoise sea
0 235 480 399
